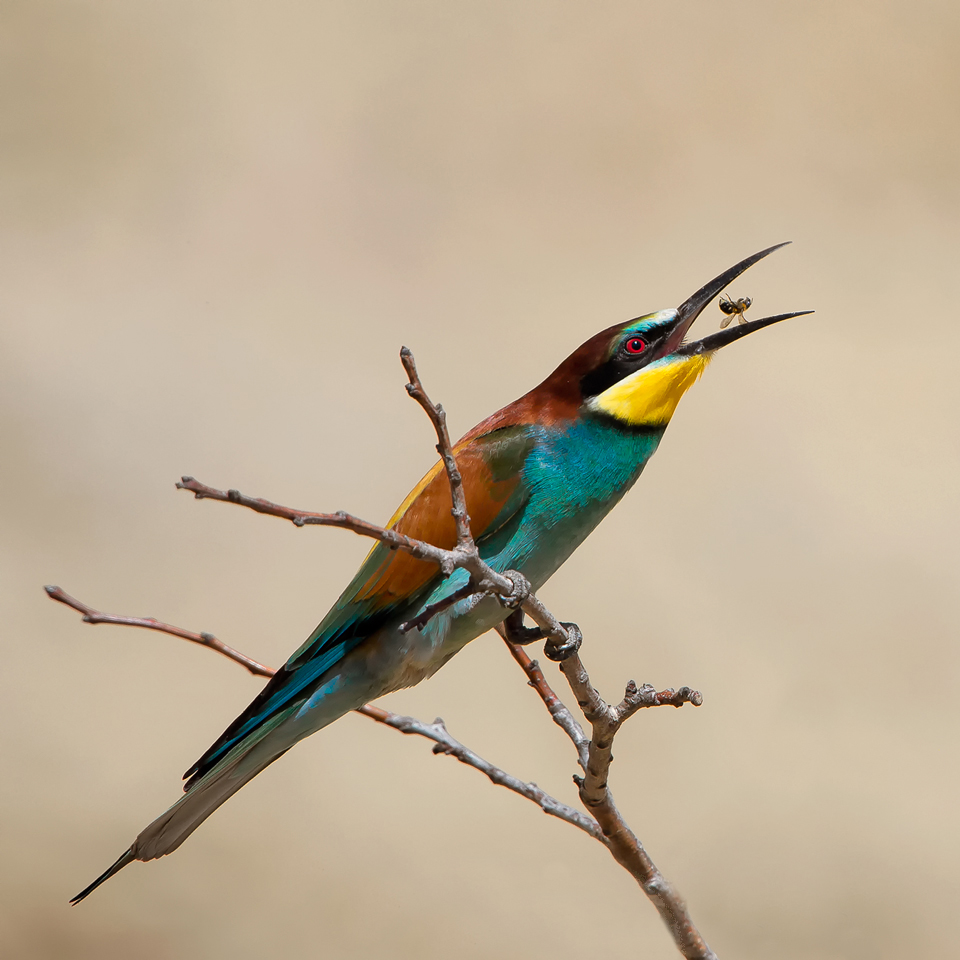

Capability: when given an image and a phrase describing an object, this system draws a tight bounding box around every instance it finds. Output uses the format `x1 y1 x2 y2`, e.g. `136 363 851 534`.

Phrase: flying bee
719 295 752 328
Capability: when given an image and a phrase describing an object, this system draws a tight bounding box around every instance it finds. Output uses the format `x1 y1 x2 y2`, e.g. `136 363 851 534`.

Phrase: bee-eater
73 243 810 902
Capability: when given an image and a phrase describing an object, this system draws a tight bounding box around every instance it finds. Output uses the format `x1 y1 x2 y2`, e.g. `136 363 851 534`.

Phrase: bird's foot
498 570 531 610
501 608 543 645
544 622 582 662
503 609 583 660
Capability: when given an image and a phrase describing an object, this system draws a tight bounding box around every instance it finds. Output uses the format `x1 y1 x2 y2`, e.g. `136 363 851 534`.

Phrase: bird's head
529 242 812 430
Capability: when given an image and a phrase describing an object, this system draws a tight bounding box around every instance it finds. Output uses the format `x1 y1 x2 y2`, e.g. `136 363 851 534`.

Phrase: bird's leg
501 609 543 646
501 608 583 663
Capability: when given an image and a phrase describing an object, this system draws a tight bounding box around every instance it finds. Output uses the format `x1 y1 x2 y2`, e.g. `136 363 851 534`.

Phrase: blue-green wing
183 425 535 787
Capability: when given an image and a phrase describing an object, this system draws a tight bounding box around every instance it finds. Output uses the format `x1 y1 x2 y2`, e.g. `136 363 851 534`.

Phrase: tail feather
132 742 291 862
72 712 296 902
70 849 135 904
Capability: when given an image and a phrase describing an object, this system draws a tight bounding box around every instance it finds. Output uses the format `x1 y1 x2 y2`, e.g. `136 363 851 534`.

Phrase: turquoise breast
485 416 665 587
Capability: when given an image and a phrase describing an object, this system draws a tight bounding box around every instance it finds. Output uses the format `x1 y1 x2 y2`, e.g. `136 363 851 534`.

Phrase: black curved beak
661 242 803 355
674 310 814 356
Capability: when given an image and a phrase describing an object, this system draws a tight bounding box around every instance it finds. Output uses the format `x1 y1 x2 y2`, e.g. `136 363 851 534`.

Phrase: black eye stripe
580 330 663 399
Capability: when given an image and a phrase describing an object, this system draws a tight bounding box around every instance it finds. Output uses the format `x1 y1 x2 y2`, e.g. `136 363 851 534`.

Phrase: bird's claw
544 622 582 662
498 570 531 610
501 608 542 645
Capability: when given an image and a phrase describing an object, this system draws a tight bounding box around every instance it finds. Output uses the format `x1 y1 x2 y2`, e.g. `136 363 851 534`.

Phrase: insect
718 295 752 328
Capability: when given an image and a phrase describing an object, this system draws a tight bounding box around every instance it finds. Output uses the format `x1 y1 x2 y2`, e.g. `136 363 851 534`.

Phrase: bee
719 295 752 328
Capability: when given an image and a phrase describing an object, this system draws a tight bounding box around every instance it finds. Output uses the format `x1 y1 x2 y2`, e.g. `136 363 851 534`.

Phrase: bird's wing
183 424 536 787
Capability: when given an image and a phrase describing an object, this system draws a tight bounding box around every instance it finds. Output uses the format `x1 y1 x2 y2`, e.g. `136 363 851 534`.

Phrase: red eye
624 336 647 355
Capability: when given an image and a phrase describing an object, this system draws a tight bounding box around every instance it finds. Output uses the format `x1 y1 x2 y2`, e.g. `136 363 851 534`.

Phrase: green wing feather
183 425 535 787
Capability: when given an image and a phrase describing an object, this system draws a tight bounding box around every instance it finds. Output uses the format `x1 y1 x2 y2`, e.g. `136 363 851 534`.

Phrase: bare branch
616 681 703 721
399 582 477 634
399 347 473 551
496 610 713 958
553 650 714 960
175 476 451 566
177 469 578 663
557 653 703 808
496 624 590 768
356 703 603 840
47 587 602 843
44 585 274 678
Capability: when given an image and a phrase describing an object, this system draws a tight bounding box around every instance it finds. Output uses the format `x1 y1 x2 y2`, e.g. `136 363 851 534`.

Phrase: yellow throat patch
588 353 712 427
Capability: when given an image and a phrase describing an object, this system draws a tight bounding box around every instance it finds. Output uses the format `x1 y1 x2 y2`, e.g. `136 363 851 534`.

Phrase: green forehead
620 309 678 337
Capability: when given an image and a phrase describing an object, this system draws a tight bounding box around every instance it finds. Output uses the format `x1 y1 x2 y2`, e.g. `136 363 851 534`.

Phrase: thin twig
496 624 590 768
400 346 473 551
47 587 602 842
44 585 274 678
399 582 477 634
176 479 570 654
175 477 452 566
357 703 603 840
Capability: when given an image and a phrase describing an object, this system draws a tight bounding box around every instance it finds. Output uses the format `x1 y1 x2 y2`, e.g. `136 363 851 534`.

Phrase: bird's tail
71 710 296 904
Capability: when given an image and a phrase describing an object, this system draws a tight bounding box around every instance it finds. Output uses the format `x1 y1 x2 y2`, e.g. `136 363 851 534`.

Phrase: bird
72 242 811 902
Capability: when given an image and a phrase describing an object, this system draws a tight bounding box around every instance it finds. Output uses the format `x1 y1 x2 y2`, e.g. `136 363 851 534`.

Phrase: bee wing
719 315 733 329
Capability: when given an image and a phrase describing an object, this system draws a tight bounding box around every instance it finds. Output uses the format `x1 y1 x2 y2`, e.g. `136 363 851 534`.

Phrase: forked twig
557 651 711 957
400 346 474 552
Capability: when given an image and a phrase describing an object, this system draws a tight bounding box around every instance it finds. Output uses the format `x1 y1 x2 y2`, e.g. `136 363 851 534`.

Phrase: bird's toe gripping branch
544 622 583 662
502 608 583 662
497 570 531 609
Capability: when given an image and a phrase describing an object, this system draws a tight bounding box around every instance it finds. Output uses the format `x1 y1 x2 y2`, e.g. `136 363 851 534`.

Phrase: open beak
660 242 813 357
675 309 814 356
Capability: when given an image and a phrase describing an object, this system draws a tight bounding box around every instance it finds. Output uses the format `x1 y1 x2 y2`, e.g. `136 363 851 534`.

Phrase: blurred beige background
1 1 958 958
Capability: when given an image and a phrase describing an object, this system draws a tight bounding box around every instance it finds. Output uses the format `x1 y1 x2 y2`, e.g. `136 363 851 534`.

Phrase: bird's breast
512 417 664 567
